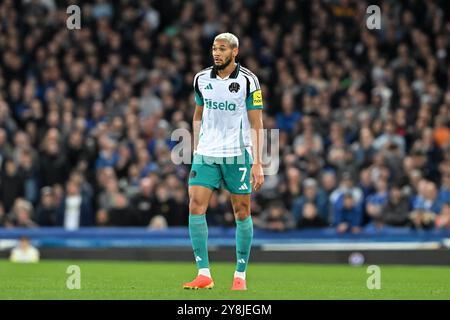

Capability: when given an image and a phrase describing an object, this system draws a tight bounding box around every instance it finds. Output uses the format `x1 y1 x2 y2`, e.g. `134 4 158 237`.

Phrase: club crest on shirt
229 82 240 93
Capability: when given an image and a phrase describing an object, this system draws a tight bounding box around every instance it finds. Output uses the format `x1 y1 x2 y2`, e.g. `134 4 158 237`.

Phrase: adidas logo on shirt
205 83 213 90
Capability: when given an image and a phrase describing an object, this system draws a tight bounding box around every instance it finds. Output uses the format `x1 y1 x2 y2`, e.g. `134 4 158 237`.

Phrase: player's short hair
214 33 239 48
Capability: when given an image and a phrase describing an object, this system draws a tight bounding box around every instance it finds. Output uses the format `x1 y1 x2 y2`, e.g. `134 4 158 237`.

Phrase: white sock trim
234 271 246 280
198 268 211 278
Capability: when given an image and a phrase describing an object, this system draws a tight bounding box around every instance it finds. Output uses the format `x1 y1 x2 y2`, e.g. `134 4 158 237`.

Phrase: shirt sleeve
193 73 204 106
245 74 263 110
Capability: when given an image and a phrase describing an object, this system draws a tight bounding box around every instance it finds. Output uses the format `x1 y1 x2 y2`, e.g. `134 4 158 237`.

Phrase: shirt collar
210 63 240 79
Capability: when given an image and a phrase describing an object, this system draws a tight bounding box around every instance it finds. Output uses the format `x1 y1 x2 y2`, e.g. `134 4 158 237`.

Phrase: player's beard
214 55 233 71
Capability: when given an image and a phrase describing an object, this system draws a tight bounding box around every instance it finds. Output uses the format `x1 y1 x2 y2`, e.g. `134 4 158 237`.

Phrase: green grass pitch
0 260 449 299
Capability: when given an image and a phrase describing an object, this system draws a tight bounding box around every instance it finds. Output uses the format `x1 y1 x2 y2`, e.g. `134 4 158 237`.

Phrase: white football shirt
193 63 264 157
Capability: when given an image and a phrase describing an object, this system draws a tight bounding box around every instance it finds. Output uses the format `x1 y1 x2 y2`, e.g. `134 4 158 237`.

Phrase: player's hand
250 163 264 192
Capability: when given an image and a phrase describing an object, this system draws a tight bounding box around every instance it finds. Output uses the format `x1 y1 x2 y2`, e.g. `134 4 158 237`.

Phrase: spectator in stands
69 170 94 202
115 142 133 180
326 124 354 175
433 116 450 148
438 173 450 205
17 149 39 205
148 215 168 230
373 121 406 155
320 170 337 196
65 130 90 171
382 185 411 227
135 147 158 178
169 186 189 226
293 116 323 158
148 184 171 227
0 128 13 165
365 179 389 228
330 172 363 208
292 178 328 223
96 208 109 226
333 192 363 234
435 203 450 229
256 200 296 232
39 134 68 187
412 181 442 213
410 181 441 229
276 92 302 135
95 136 119 170
106 193 131 226
0 101 17 135
278 166 303 210
35 187 58 226
57 180 94 230
0 158 25 213
131 177 156 226
98 176 121 211
352 127 376 168
297 202 327 229
3 198 37 228
51 184 64 210
358 168 375 199
147 119 177 157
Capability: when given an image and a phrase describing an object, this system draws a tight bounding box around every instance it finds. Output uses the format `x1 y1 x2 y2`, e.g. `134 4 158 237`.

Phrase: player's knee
233 203 250 221
189 197 207 214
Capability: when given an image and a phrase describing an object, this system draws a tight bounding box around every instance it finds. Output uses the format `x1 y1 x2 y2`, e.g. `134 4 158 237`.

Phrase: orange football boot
183 275 214 289
231 277 247 291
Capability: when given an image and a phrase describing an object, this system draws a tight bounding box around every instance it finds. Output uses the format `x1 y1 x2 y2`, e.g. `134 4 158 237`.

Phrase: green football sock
235 216 253 272
189 213 209 269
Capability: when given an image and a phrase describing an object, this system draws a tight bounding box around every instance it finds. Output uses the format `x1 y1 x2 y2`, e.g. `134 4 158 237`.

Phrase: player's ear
232 47 238 58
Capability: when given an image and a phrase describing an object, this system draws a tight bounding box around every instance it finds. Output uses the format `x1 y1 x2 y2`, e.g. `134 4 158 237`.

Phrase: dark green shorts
188 149 253 194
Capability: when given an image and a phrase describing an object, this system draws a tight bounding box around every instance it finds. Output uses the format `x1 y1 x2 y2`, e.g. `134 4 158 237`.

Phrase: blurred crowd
0 0 449 232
